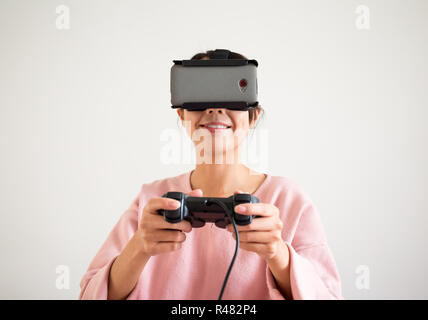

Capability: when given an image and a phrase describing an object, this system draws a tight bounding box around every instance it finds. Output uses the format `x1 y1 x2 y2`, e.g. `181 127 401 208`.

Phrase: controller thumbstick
233 193 254 224
163 192 184 222
232 194 260 225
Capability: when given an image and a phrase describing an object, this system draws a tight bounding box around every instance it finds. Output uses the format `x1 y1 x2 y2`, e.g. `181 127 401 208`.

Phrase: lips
199 122 232 129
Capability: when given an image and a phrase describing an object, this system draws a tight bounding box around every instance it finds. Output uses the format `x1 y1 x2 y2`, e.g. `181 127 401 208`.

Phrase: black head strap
207 49 230 59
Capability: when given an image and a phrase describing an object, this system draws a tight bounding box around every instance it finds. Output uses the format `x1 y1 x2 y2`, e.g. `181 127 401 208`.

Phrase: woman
79 50 343 300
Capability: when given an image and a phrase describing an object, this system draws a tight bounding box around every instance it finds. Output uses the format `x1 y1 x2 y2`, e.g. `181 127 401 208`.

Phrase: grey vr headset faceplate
170 60 258 110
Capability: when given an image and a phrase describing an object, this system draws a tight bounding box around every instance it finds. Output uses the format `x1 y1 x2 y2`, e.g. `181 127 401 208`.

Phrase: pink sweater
79 170 343 300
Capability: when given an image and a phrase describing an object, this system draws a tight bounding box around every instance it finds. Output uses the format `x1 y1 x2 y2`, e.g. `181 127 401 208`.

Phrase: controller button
192 219 205 228
215 220 227 229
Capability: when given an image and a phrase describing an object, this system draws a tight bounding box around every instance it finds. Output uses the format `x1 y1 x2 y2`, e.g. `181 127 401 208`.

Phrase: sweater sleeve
266 200 343 300
79 190 141 300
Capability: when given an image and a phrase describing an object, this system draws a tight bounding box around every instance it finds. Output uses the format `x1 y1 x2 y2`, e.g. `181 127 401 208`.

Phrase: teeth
204 125 229 129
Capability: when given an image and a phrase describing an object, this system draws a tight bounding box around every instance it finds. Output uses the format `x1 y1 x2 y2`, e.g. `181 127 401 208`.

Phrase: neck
190 164 254 197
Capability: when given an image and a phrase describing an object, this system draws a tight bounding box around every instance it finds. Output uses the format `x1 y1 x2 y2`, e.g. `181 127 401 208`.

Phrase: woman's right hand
135 189 203 257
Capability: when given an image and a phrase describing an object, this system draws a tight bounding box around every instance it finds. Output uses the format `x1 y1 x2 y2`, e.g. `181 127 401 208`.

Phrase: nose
205 108 226 114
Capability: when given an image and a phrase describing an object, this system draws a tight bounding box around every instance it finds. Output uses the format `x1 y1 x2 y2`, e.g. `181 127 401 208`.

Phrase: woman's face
177 107 261 163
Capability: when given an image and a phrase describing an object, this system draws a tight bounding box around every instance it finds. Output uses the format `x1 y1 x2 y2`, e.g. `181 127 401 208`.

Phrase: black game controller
157 192 260 228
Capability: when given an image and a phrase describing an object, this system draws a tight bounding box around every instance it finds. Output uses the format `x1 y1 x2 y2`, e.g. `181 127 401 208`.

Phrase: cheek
180 115 199 134
234 116 250 134
231 126 250 147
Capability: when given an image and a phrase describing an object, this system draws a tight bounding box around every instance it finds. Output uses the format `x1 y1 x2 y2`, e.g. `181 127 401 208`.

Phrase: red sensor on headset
239 79 248 87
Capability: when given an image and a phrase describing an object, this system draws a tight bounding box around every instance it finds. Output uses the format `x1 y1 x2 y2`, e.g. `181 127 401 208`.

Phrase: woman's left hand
226 190 286 261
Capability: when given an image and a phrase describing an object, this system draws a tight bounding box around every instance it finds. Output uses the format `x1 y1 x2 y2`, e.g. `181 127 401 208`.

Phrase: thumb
188 188 203 197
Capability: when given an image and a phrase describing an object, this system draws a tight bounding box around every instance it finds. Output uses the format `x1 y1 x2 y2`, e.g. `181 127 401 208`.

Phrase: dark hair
189 50 264 130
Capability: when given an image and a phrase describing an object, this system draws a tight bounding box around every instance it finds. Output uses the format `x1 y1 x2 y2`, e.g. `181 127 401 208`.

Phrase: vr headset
170 49 259 111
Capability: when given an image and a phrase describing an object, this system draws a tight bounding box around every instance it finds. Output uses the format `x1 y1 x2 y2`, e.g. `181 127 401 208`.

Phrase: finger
160 219 193 233
234 202 279 217
231 231 282 243
233 189 245 195
143 229 186 242
226 216 282 232
188 189 203 197
145 197 181 215
143 215 192 233
231 230 282 243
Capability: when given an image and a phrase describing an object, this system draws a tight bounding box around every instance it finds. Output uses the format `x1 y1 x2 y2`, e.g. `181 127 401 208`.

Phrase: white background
0 0 427 299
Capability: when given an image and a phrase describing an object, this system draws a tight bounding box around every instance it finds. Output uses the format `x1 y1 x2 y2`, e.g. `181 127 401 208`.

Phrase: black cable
209 199 240 300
